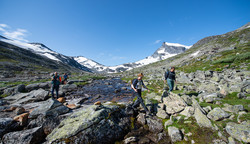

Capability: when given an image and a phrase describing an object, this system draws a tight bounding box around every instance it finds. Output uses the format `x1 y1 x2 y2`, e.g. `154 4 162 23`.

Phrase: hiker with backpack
51 72 61 99
164 67 176 92
62 73 68 84
131 73 151 114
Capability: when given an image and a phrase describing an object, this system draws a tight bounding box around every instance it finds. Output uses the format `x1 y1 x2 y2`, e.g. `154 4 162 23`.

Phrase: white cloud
0 24 29 42
154 40 162 44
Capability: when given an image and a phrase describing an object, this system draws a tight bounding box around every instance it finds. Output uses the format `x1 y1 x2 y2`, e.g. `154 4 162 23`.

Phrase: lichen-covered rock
29 98 69 119
207 107 230 121
180 106 194 117
226 121 250 143
156 109 169 119
146 116 164 133
2 127 45 144
168 126 183 142
193 106 213 128
0 118 14 138
163 93 187 114
46 104 131 144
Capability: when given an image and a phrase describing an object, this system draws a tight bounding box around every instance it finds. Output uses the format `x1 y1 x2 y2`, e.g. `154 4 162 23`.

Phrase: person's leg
167 79 172 92
51 85 55 99
132 90 140 109
55 85 59 99
137 89 149 112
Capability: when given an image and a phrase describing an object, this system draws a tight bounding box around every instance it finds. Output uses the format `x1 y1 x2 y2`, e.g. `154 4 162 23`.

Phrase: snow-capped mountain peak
74 42 190 73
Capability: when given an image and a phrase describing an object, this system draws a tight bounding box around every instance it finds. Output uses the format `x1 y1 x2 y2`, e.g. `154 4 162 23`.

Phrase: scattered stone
156 109 169 119
228 137 236 144
2 126 45 144
180 106 195 117
29 99 69 119
124 136 137 144
163 93 187 114
137 113 146 125
66 104 80 109
237 92 247 99
215 101 222 105
193 106 213 128
223 104 245 113
57 97 66 103
237 111 247 123
94 101 102 105
207 107 230 121
15 107 25 115
203 106 212 113
220 89 228 97
181 95 192 105
0 118 14 137
13 113 29 126
146 117 163 133
168 126 183 142
226 121 250 143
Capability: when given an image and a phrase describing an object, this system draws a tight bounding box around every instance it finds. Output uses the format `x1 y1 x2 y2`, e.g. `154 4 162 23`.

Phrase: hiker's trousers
132 89 149 112
167 78 174 92
51 84 59 99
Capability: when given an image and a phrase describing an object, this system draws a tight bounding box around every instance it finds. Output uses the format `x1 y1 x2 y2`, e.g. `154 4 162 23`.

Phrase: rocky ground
0 69 249 144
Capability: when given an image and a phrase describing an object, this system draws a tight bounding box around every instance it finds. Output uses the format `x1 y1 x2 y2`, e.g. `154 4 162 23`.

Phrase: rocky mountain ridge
75 42 190 73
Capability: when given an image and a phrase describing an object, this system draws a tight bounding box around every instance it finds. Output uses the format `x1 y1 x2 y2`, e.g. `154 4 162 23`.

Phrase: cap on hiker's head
138 73 144 77
171 67 175 70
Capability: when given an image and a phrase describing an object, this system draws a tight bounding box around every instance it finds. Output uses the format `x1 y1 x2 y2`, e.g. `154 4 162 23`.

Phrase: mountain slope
75 42 191 73
0 38 91 75
120 22 250 77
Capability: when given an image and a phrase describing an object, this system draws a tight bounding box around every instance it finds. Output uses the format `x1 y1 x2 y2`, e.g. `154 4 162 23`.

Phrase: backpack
165 69 170 79
130 78 138 89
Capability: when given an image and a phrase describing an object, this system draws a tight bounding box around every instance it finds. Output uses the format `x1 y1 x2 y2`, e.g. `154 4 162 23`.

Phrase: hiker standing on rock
164 67 176 92
131 73 150 114
51 72 61 99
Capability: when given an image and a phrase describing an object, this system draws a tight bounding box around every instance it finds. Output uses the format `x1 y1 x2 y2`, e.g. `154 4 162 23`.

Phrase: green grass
221 92 250 112
163 116 219 144
0 78 50 88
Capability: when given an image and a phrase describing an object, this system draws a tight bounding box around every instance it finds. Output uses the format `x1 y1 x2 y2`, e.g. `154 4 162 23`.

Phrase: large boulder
207 108 230 121
0 118 14 138
2 126 45 144
46 104 131 144
198 83 219 93
226 121 250 143
222 104 245 113
146 116 164 133
60 84 77 92
29 98 69 119
3 84 26 96
192 98 213 128
168 126 183 142
25 83 40 92
4 89 50 105
163 93 187 114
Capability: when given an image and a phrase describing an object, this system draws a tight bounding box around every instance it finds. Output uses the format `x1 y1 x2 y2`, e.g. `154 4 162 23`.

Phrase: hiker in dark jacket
51 72 61 99
164 67 176 92
131 73 150 114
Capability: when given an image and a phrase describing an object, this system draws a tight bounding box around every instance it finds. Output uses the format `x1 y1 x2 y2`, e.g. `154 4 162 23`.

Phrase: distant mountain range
74 42 191 73
0 34 191 73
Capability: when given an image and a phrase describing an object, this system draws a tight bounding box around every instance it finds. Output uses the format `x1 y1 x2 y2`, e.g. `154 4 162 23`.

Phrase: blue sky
0 0 249 66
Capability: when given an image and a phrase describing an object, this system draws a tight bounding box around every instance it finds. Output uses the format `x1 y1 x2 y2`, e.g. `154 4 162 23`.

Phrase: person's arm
142 80 150 92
